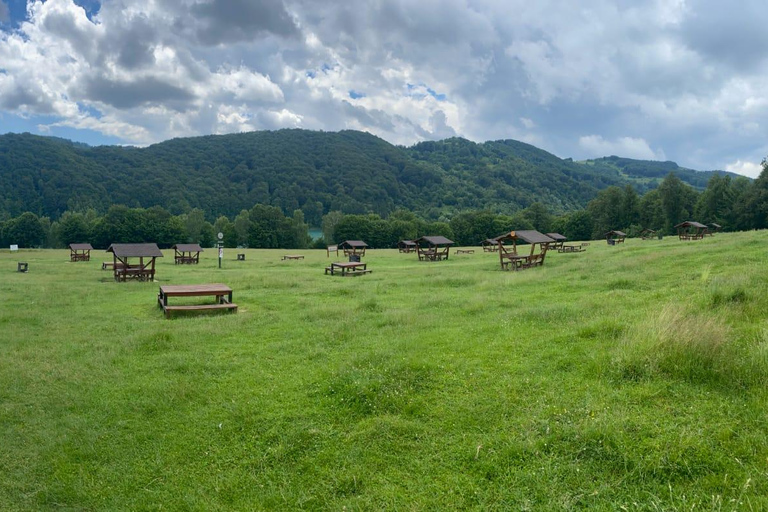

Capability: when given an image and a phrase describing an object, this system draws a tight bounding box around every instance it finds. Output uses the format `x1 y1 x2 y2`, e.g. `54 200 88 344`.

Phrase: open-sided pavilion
398 240 417 253
605 230 627 245
339 240 368 257
69 243 93 262
481 238 499 252
545 233 567 250
415 236 454 261
675 221 708 240
496 230 554 270
106 243 164 282
172 244 203 264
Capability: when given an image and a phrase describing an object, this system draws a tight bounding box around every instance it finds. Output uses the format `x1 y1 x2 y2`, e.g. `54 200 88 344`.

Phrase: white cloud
725 160 763 179
0 0 765 171
579 135 665 161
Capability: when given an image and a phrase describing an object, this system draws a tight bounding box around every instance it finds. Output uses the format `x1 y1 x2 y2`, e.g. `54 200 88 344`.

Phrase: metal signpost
217 232 224 269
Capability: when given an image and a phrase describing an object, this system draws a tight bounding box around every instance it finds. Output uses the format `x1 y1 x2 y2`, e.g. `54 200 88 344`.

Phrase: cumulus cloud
725 160 763 179
579 135 665 161
0 0 765 174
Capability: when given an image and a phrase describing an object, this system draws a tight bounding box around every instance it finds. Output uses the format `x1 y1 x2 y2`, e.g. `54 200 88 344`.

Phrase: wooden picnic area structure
640 228 656 240
708 223 722 235
455 249 474 255
69 243 93 262
339 240 368 257
106 243 163 282
157 283 237 318
605 230 627 245
495 230 554 271
172 244 203 264
675 221 708 240
282 255 304 260
325 261 371 276
545 233 567 250
415 236 454 261
481 238 499 252
398 240 417 253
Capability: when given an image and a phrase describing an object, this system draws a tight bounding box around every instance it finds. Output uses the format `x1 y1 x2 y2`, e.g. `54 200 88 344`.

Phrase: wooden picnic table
282 255 305 260
325 261 371 276
455 249 475 254
157 283 237 318
558 245 584 253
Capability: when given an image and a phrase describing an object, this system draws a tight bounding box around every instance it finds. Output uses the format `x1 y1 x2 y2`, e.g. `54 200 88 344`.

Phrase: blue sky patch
349 90 365 99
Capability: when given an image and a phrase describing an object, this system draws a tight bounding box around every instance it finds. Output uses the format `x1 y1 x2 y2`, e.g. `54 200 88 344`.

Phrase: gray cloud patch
84 76 196 110
191 0 299 45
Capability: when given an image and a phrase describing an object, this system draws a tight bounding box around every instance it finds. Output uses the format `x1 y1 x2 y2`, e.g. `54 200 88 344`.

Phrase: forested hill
576 156 740 189
0 130 736 223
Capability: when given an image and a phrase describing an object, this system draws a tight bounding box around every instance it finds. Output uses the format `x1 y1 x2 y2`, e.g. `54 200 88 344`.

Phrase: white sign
218 247 223 259
10 245 18 252
217 232 224 240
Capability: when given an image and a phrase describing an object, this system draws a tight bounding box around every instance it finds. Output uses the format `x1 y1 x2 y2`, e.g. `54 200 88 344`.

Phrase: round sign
217 232 224 240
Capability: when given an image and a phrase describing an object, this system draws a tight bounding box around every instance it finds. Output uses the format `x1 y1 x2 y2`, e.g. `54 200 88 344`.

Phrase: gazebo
605 230 627 245
495 230 555 270
675 221 707 240
639 228 656 240
339 240 368 257
545 233 567 250
481 238 499 252
106 243 164 282
172 244 203 264
398 240 417 253
69 243 93 262
415 236 454 261
708 223 722 236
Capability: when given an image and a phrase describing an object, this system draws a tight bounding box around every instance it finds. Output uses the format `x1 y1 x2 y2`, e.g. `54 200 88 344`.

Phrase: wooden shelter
415 236 454 261
398 240 417 253
172 244 203 264
339 240 368 257
495 230 554 270
106 243 163 282
69 243 93 262
675 221 707 240
481 238 499 252
640 228 656 240
708 223 722 236
605 230 627 245
545 233 567 250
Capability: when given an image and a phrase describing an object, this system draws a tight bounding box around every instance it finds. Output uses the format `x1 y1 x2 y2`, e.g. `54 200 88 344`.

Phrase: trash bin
349 254 361 262
607 239 615 246
657 233 663 240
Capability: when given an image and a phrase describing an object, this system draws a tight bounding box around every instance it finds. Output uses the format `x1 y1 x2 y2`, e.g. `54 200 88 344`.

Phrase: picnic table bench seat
157 284 237 318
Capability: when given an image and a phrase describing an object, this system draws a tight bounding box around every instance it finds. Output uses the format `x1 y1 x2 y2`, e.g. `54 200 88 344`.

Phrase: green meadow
2 234 768 510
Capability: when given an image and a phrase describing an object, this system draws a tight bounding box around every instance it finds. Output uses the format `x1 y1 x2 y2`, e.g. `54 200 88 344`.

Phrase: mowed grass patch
2 235 768 509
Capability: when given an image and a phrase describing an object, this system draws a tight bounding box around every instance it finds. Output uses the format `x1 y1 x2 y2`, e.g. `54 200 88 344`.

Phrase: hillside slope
0 130 735 221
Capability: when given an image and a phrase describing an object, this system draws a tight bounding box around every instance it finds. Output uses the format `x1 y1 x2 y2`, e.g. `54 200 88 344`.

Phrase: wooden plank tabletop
159 284 232 296
331 262 366 268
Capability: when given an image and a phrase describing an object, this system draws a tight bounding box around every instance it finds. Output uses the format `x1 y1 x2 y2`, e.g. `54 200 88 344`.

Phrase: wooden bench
325 262 371 276
158 284 237 318
282 255 305 260
455 249 475 255
558 245 585 253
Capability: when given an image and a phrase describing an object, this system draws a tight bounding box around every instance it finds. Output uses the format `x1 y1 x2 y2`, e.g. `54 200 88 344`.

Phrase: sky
0 0 767 177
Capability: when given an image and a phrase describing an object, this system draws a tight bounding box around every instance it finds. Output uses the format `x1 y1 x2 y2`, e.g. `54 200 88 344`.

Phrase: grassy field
1 234 768 510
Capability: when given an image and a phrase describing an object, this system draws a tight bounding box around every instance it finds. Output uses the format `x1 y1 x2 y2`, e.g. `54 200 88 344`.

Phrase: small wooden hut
69 243 93 262
481 238 499 252
545 233 567 250
496 230 554 270
639 228 656 240
106 243 164 282
339 240 368 257
172 244 203 264
605 230 627 245
708 223 722 236
398 240 417 253
415 236 454 261
675 221 707 240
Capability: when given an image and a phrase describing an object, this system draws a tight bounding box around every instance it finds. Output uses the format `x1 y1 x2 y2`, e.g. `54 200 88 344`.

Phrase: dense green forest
0 130 740 223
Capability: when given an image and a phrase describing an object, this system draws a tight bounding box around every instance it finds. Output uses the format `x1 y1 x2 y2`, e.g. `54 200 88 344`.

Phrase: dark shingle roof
605 230 627 237
495 230 555 244
172 244 204 252
415 236 455 246
340 240 369 248
675 221 707 229
69 243 93 250
107 243 164 258
545 233 567 241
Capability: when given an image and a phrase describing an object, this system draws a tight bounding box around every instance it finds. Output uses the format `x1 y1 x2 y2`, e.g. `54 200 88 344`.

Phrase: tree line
2 160 766 250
